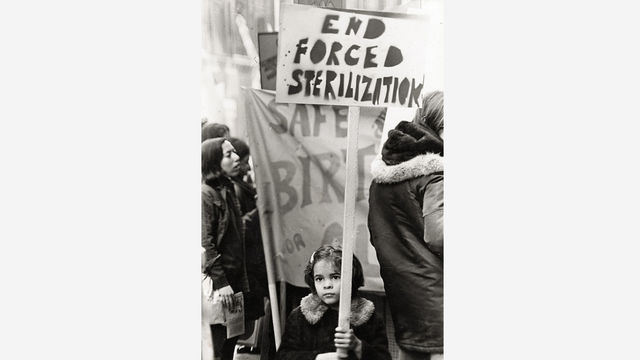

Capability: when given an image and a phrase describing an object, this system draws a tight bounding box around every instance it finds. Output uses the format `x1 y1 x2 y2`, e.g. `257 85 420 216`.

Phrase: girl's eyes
314 275 340 281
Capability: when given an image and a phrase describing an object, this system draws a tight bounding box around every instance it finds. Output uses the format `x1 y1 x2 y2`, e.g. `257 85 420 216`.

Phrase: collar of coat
300 293 375 327
370 153 443 184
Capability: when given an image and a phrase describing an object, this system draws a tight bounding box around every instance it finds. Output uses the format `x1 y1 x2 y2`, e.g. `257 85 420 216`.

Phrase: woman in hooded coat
367 91 444 360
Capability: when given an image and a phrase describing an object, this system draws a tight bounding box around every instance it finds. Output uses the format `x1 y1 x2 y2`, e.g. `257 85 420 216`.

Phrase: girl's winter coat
368 121 444 353
275 294 391 360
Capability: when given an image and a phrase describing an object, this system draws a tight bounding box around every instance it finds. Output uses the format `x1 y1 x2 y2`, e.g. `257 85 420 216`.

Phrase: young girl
276 246 391 360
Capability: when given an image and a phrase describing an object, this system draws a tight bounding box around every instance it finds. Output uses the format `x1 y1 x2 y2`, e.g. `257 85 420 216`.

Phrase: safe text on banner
244 88 385 290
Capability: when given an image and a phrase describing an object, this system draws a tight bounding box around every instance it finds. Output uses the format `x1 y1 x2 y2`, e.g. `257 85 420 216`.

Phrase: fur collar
300 294 375 327
371 153 443 184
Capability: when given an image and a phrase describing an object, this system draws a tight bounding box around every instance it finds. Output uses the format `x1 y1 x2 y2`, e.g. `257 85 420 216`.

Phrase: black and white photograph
3 1 640 359
201 1 442 359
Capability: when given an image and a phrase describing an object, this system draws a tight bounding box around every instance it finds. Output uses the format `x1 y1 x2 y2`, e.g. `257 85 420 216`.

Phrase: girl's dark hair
202 138 227 186
412 91 443 135
304 245 365 297
201 123 230 142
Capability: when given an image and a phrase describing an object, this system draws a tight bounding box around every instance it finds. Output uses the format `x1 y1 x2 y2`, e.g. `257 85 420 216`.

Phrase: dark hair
413 91 443 135
201 123 230 142
202 138 227 186
304 245 364 297
228 137 250 159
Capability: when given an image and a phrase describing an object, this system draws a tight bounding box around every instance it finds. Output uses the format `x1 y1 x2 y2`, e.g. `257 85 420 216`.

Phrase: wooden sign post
336 106 360 358
338 2 360 353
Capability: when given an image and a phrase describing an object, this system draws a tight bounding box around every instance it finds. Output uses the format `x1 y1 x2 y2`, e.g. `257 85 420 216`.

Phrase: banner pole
337 105 360 358
279 281 287 330
259 213 282 348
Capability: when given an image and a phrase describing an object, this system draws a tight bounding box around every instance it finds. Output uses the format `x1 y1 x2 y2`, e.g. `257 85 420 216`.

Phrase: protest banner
276 4 428 108
244 88 385 289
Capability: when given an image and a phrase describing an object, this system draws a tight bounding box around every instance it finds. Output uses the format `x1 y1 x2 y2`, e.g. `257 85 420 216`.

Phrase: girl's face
313 259 341 307
220 140 240 177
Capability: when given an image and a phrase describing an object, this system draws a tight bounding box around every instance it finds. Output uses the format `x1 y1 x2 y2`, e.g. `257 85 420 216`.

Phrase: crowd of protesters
201 91 444 360
201 124 269 360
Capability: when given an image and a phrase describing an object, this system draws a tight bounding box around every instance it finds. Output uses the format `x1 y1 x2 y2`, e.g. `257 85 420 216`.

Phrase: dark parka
276 294 391 360
368 122 444 353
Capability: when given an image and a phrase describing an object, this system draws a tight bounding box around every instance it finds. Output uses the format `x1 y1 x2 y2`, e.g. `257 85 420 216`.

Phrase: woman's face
220 140 240 177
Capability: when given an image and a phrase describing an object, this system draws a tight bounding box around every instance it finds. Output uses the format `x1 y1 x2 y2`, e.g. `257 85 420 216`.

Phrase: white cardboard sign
276 5 428 108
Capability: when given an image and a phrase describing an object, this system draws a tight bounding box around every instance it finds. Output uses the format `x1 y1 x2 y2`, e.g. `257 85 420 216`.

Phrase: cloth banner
244 88 385 290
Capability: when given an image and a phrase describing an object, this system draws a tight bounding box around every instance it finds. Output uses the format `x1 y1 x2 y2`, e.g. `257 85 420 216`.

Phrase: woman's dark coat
201 180 250 300
232 177 267 320
368 122 444 353
275 294 391 360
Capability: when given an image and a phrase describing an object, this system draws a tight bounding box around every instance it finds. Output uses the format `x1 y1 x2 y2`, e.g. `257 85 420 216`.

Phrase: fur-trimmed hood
371 153 443 184
371 120 444 183
300 294 375 327
381 121 443 165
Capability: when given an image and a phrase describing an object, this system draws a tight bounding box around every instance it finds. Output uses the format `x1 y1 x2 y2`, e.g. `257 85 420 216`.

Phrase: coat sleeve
201 189 229 290
275 310 321 360
422 173 444 259
358 312 392 360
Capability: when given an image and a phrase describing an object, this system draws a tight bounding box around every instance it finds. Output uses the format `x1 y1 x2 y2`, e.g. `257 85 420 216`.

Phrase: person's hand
217 285 235 309
334 327 362 358
315 352 339 360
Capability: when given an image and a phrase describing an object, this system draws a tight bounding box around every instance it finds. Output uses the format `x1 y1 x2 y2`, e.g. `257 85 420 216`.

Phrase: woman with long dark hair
201 138 247 360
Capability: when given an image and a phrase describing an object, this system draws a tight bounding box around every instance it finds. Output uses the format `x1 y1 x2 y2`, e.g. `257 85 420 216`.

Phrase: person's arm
275 310 324 360
423 174 444 259
201 190 229 290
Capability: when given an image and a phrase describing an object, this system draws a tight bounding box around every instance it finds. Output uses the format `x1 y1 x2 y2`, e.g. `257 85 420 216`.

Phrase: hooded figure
368 91 444 358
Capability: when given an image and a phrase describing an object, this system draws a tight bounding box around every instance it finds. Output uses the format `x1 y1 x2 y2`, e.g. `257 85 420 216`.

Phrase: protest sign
244 88 385 289
276 4 428 108
258 32 278 90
